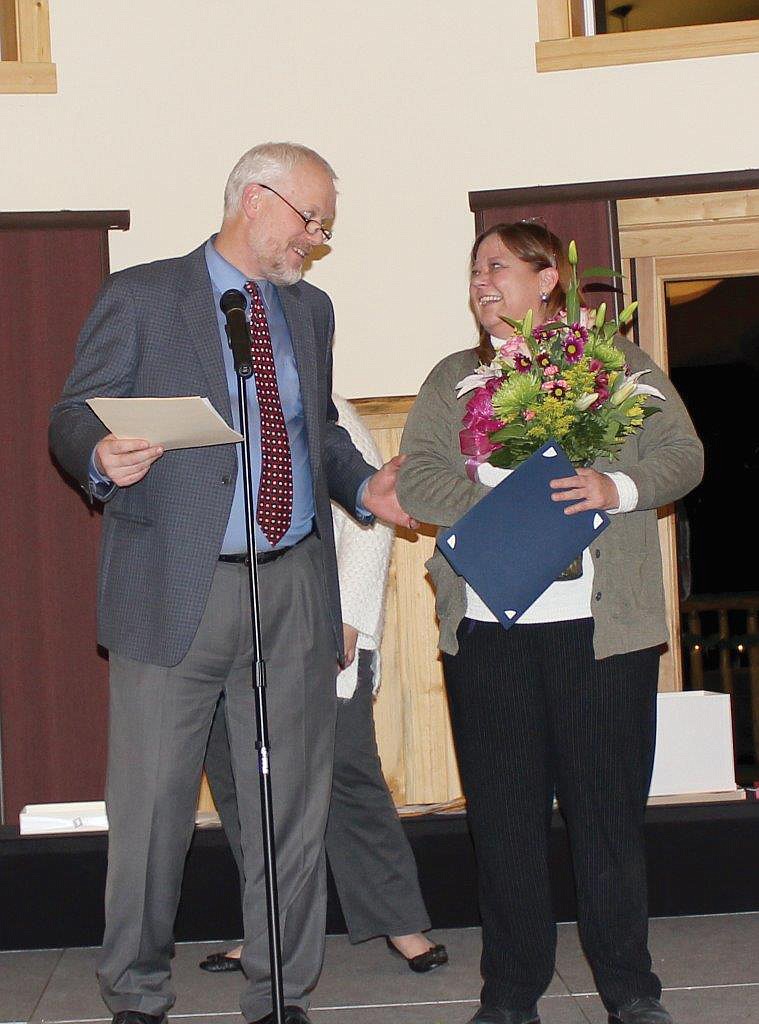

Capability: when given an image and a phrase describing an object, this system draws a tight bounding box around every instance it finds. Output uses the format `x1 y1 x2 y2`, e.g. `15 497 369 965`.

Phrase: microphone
220 289 253 378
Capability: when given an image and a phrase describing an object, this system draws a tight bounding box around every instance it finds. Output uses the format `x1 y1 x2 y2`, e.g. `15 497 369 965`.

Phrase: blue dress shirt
205 238 314 553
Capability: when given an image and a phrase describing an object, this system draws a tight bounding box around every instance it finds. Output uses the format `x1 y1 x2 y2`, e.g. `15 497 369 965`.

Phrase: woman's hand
341 623 359 668
550 468 619 515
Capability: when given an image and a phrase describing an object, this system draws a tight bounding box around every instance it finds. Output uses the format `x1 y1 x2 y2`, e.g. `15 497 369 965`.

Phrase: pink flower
541 380 569 399
543 364 559 378
589 359 603 373
522 409 536 421
499 337 532 366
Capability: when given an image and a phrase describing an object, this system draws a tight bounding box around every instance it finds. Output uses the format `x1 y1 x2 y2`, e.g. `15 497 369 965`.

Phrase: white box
650 690 738 798
19 800 220 835
19 800 108 834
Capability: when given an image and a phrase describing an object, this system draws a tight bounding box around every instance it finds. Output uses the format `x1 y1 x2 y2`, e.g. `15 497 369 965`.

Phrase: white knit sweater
332 395 394 699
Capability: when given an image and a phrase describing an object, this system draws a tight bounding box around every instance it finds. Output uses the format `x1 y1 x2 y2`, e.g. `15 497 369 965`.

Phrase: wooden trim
653 250 759 279
618 188 759 259
618 190 759 228
470 170 759 214
619 219 759 259
0 211 131 231
0 1 56 93
535 15 759 72
350 395 415 429
618 214 759 692
537 0 585 40
15 0 51 62
0 58 55 91
0 0 18 60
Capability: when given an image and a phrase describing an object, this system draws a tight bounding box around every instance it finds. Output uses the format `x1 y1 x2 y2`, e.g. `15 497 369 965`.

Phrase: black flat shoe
198 950 243 972
385 936 448 972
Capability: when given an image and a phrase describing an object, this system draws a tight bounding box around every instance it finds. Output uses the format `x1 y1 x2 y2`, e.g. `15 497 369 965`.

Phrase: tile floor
2 913 758 1024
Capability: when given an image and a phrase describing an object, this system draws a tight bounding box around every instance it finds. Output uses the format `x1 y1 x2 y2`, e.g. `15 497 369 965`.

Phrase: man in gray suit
49 142 414 1024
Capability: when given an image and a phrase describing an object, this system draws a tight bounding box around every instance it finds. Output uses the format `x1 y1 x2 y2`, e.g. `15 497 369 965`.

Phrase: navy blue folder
437 440 610 629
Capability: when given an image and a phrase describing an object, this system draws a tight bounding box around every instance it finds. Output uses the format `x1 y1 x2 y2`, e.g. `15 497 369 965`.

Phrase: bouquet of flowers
457 240 665 476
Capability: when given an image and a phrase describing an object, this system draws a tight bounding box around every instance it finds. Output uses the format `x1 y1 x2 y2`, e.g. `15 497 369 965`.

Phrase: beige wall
3 1 758 397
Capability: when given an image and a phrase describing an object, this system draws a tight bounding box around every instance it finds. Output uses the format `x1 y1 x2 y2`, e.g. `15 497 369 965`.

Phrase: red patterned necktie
244 281 293 545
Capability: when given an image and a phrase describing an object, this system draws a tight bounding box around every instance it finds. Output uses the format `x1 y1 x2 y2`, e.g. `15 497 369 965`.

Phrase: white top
332 395 394 698
464 463 638 624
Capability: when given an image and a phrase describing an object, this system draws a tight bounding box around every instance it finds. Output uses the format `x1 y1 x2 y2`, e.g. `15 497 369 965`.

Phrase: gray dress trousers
204 649 431 943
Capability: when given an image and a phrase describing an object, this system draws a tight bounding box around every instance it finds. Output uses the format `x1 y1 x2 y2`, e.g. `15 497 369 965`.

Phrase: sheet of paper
86 396 243 450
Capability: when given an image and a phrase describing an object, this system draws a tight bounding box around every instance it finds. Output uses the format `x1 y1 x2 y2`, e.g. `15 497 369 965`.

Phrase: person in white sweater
199 396 448 975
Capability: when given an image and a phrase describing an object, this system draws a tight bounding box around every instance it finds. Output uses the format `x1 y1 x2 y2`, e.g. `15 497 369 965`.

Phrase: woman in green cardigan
398 222 703 1024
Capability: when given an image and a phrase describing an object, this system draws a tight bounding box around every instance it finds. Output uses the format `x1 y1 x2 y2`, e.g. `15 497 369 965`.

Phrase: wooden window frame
536 0 759 72
0 0 56 93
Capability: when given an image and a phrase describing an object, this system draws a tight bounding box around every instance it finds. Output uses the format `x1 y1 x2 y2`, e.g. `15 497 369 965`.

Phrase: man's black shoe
112 1014 166 1024
248 1007 312 1024
466 1005 540 1023
608 996 674 1023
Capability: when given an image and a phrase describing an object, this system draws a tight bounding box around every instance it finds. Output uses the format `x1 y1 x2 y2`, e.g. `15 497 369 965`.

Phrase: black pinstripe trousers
443 616 662 1014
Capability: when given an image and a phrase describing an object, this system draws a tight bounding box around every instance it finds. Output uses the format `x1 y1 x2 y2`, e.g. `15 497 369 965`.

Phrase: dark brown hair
471 221 569 364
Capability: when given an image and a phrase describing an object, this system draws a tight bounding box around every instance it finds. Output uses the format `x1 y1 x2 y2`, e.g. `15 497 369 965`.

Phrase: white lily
575 392 599 411
611 369 666 406
455 363 502 398
628 368 666 402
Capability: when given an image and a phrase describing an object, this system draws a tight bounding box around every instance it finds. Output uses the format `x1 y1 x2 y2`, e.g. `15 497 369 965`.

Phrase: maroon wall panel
0 214 127 824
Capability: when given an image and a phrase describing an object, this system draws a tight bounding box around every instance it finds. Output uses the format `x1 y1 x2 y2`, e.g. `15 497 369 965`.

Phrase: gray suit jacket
49 244 373 667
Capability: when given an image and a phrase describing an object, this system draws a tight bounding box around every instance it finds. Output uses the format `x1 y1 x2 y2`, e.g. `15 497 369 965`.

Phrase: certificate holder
437 440 610 629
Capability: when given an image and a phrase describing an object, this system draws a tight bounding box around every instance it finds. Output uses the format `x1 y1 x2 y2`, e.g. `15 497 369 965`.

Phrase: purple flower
591 388 610 410
563 324 587 363
513 353 532 373
535 350 552 369
462 387 502 437
460 427 500 457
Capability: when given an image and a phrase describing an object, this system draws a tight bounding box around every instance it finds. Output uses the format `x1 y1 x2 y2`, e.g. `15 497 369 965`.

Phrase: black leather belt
219 529 314 567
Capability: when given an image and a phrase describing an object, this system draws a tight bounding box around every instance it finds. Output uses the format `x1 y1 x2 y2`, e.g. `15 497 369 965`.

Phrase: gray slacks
205 649 430 944
98 535 337 1021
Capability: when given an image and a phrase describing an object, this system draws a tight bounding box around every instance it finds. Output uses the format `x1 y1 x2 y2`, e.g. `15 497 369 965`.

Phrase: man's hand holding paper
94 434 164 487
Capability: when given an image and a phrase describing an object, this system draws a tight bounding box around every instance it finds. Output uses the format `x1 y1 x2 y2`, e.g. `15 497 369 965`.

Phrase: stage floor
3 912 759 1024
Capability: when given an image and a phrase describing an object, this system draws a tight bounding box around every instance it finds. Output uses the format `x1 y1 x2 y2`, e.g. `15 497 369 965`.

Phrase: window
0 0 56 94
536 0 759 71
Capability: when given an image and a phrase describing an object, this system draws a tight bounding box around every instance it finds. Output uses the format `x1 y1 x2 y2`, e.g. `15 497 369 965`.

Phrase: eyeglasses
257 183 333 241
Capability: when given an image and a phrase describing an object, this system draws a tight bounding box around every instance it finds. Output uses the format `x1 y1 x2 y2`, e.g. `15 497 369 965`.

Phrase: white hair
223 142 337 218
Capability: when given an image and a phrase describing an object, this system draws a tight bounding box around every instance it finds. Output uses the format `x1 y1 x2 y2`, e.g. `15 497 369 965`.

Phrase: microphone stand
227 318 286 1024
